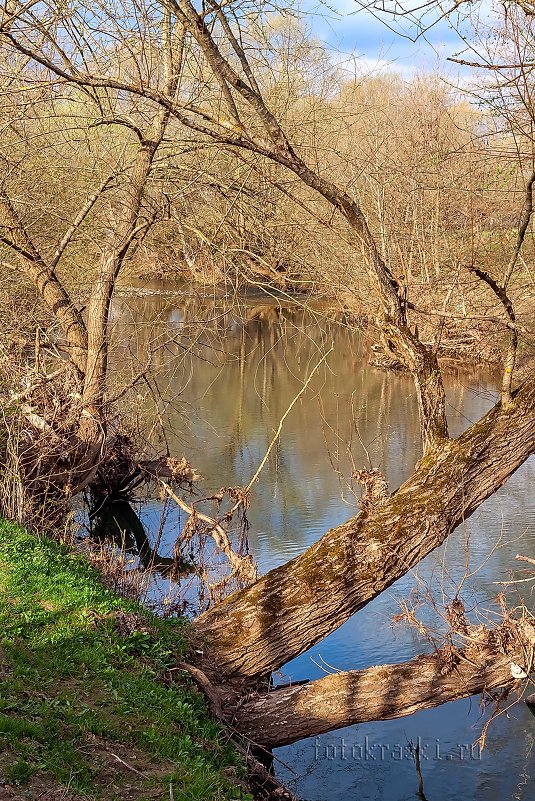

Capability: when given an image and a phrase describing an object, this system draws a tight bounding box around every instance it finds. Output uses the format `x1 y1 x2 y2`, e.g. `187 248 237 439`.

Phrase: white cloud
297 0 479 77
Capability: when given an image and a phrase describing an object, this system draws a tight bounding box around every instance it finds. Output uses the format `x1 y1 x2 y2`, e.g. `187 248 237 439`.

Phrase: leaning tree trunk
0 194 88 375
79 141 158 442
79 12 180 446
234 619 535 747
194 376 535 687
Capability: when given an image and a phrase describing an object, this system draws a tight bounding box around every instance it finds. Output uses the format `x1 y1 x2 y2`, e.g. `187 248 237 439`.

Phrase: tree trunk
80 140 161 435
194 377 535 686
165 3 450 455
0 195 88 374
278 159 450 455
80 9 179 437
234 621 535 748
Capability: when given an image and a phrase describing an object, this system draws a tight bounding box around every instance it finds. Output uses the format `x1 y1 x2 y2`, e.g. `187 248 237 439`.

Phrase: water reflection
89 498 192 575
112 286 534 801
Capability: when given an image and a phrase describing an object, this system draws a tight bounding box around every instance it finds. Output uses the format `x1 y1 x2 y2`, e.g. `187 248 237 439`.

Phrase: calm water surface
114 287 535 801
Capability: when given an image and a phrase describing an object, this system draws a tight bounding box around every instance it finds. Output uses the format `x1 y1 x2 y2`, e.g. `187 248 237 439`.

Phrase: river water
113 286 535 801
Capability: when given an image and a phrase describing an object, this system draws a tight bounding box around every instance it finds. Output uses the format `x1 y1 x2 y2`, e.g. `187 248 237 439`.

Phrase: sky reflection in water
114 290 534 801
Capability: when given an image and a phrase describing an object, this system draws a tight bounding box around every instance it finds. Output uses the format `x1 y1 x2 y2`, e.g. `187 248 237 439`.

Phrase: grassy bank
0 521 250 801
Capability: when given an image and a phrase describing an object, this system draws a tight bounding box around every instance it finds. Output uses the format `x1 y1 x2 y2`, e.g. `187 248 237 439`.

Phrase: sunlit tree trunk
235 620 535 747
194 376 535 686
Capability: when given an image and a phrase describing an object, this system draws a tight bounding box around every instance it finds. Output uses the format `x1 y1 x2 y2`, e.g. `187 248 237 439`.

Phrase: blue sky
300 0 475 77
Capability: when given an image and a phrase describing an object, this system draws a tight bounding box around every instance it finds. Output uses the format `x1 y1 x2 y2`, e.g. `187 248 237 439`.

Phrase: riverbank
115 278 535 371
0 521 251 801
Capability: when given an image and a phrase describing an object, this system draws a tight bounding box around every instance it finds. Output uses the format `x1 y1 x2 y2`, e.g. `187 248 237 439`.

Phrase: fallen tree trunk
194 376 535 686
234 621 535 748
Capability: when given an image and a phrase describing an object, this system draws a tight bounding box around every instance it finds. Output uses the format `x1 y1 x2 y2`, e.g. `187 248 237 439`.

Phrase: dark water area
112 285 535 801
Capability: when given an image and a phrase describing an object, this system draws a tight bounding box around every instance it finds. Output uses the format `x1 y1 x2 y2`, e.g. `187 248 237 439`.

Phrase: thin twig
244 344 334 493
517 554 535 566
109 752 148 777
160 481 258 583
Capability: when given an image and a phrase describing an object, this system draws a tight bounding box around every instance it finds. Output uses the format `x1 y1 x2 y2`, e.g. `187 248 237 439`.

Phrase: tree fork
193 376 535 686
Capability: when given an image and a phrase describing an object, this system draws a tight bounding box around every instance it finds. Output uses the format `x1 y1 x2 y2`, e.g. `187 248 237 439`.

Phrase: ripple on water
111 296 534 801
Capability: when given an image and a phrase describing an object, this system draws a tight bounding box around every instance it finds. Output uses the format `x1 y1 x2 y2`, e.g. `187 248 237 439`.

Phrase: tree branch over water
0 0 534 767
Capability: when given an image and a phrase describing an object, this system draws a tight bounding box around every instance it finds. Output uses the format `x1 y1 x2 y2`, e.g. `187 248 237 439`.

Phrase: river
111 285 534 801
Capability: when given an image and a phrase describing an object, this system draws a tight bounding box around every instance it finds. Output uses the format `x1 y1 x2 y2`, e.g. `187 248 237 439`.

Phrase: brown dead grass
78 734 173 800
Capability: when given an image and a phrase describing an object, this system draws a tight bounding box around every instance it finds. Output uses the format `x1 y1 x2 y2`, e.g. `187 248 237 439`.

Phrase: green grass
0 520 251 800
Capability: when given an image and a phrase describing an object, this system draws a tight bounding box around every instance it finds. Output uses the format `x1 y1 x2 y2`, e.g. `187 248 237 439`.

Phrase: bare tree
0 1 188 498
1 0 534 752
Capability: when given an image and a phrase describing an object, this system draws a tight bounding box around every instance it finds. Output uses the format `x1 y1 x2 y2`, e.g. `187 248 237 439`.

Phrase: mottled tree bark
3 0 534 755
235 621 535 747
0 195 88 374
194 376 535 686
